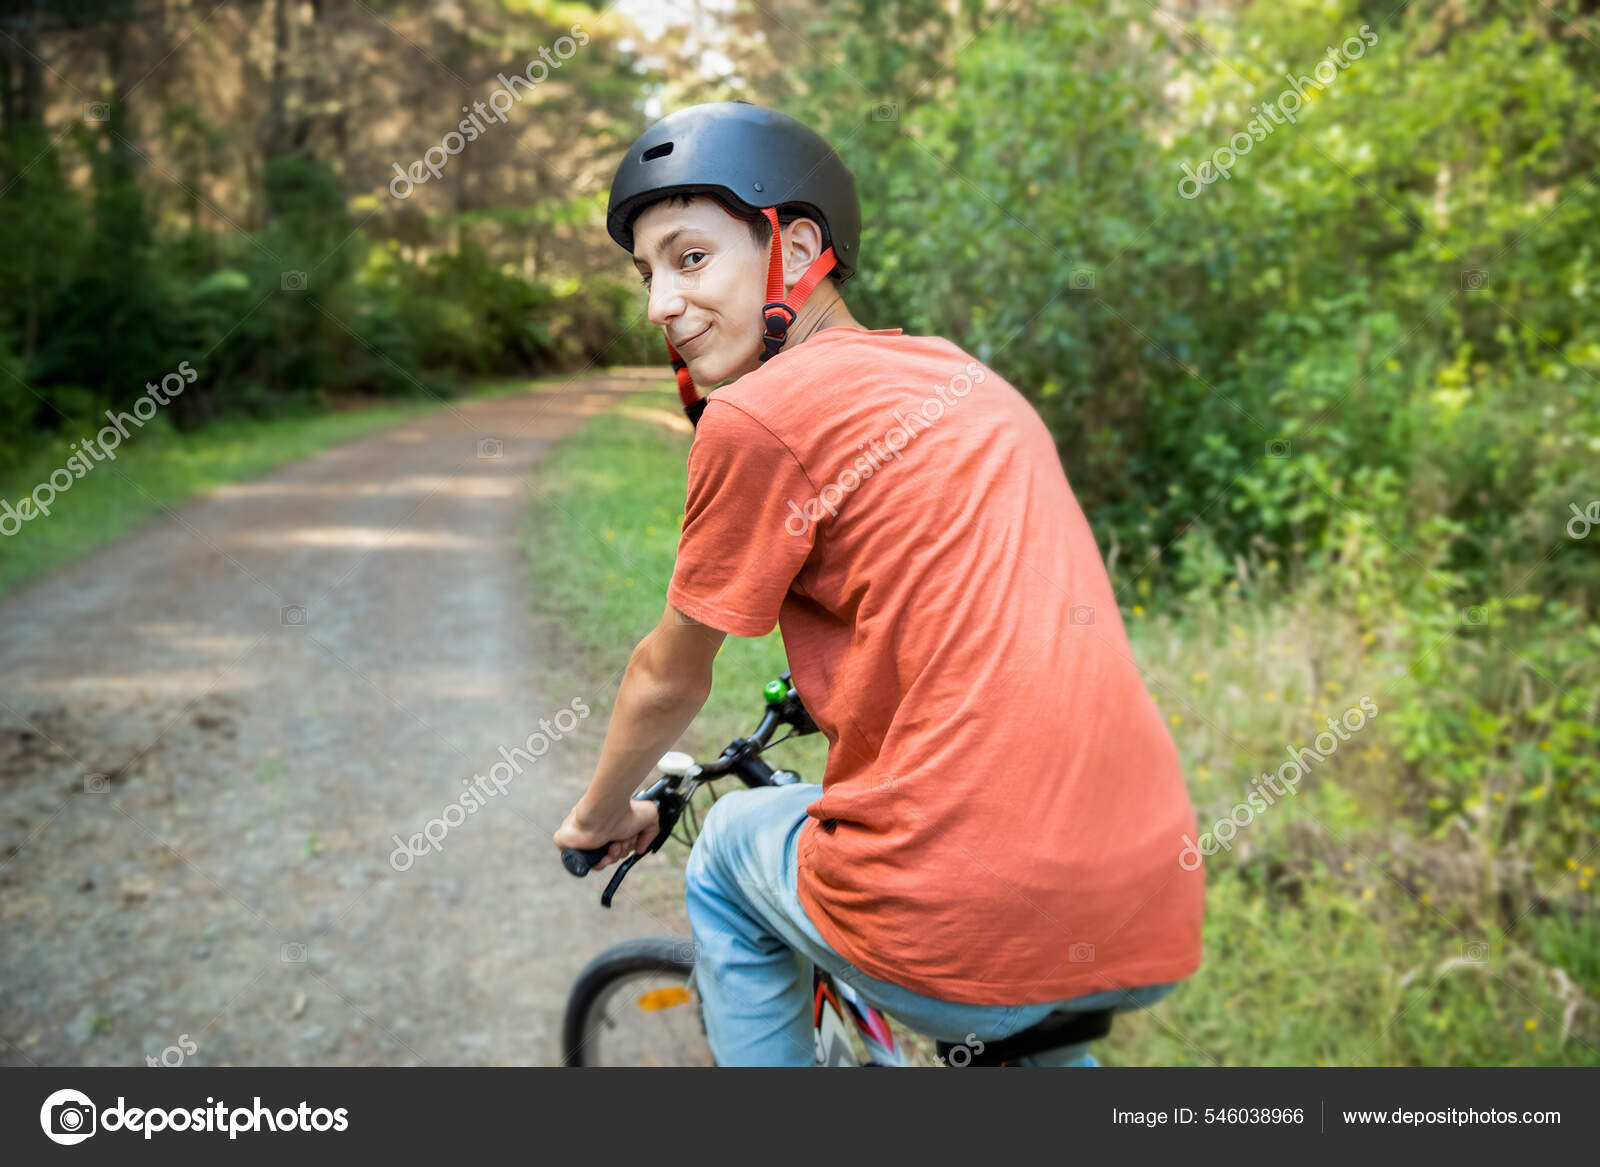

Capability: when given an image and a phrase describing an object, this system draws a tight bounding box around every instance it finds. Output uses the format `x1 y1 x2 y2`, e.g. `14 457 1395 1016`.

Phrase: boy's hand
553 799 661 871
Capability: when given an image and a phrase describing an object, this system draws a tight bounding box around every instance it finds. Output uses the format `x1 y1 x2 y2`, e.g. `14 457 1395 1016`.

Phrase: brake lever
596 782 698 908
599 852 641 907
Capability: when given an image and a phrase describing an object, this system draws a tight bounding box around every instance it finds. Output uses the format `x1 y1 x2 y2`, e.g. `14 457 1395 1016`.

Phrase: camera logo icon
281 270 308 292
1462 940 1489 962
476 437 503 460
40 1088 97 1145
1460 269 1489 291
871 102 898 121
1069 942 1096 962
281 942 307 963
84 772 110 794
1069 604 1095 626
280 605 307 627
83 103 109 123
1068 267 1096 291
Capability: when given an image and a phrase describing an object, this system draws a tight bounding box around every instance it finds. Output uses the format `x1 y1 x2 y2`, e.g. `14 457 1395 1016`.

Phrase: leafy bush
818 0 1598 615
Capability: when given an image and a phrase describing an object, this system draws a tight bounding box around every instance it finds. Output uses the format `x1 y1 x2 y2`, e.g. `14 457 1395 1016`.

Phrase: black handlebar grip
561 845 611 877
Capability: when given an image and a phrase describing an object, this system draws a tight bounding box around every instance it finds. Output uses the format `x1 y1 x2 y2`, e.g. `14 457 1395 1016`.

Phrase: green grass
524 379 1600 1067
0 376 564 596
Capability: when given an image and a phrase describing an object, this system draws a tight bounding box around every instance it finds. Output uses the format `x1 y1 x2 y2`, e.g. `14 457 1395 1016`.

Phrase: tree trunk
262 0 292 227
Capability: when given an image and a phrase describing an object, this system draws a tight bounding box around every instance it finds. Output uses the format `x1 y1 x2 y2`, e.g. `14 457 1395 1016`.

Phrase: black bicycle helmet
606 101 862 423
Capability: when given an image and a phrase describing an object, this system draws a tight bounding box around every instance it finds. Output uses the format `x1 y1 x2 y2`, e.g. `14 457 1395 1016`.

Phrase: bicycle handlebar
561 845 611 877
558 672 817 904
559 777 676 885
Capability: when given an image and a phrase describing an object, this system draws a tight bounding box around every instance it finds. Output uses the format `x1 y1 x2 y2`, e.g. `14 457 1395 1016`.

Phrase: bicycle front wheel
561 937 713 1067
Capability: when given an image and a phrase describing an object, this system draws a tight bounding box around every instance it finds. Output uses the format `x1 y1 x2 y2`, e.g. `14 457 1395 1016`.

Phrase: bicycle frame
813 967 905 1066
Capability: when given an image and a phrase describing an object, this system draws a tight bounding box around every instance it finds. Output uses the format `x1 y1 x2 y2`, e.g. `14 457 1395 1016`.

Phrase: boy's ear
780 216 828 287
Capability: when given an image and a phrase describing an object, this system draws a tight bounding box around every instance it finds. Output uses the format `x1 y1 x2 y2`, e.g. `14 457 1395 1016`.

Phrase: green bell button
763 679 787 706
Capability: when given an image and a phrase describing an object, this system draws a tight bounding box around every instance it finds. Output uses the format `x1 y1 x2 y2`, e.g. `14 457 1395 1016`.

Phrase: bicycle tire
561 937 708 1067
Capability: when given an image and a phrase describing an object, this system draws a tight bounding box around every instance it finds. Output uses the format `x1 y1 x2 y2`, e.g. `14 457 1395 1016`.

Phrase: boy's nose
647 279 686 328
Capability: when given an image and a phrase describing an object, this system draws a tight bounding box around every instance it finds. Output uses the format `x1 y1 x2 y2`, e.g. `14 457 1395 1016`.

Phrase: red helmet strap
667 205 837 425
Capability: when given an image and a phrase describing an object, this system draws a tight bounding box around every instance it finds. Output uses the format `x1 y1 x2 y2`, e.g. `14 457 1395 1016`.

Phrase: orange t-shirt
666 327 1204 1004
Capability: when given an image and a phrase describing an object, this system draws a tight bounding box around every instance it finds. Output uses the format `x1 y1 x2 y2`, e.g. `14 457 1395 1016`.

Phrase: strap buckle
760 302 796 362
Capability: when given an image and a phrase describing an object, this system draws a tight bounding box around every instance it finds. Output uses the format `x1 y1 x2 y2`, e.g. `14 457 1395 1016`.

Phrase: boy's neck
783 282 863 348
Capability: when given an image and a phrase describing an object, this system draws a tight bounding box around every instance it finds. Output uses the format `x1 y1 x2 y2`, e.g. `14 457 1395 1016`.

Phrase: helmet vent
641 142 674 162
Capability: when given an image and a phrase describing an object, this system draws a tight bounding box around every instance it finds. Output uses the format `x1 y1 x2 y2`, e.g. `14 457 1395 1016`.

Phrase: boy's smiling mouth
674 324 711 351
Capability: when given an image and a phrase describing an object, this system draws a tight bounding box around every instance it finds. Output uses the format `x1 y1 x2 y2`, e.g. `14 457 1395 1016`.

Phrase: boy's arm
553 602 727 869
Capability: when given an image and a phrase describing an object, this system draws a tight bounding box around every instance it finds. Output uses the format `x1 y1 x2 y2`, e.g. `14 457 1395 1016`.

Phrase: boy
554 101 1203 1066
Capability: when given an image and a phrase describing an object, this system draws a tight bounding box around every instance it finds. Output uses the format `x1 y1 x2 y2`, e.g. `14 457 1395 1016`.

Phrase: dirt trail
0 372 688 1066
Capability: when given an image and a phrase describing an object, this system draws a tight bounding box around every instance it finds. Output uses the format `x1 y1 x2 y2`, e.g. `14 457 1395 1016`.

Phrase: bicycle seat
935 1007 1114 1067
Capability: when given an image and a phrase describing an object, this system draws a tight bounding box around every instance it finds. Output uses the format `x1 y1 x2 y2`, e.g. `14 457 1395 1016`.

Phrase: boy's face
631 195 771 386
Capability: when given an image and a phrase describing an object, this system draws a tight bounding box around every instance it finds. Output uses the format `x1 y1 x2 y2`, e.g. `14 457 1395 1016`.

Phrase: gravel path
0 372 689 1067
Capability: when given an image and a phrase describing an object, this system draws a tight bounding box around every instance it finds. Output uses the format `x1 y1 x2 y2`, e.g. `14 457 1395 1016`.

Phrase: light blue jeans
683 782 1178 1066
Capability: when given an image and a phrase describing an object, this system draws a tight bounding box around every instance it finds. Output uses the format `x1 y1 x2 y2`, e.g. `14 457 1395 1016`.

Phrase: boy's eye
639 251 707 289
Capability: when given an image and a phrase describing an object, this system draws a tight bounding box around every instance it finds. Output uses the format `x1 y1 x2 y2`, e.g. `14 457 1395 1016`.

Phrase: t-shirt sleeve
667 399 818 637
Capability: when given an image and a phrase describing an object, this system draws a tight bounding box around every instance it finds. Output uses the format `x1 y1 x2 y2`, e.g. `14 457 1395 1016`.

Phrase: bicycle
558 672 1117 1067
